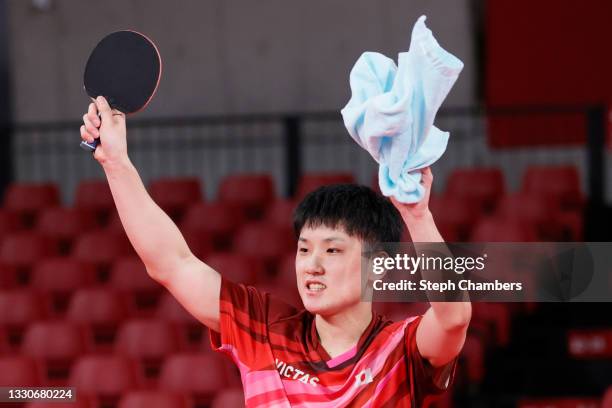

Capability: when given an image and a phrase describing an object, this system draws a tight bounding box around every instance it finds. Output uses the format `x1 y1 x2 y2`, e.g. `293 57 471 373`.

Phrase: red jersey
210 277 457 407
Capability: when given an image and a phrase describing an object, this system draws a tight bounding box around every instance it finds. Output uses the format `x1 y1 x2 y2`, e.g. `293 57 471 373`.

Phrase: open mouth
306 281 327 292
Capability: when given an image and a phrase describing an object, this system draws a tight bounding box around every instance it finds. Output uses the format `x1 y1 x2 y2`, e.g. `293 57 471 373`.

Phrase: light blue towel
341 15 464 203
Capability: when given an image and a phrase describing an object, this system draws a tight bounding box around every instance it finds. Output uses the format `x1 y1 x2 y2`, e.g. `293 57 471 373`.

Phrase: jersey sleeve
405 315 458 397
209 276 270 366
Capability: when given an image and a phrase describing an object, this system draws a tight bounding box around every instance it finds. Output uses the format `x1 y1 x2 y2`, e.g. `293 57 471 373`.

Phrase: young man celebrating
80 96 470 407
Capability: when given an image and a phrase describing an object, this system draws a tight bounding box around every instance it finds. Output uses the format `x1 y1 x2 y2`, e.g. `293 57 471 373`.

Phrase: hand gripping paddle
80 30 162 151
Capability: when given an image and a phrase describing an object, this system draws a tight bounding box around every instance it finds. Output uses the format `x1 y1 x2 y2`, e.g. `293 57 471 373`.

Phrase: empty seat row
3 319 216 364
2 166 582 220
1 166 583 247
0 287 300 348
0 220 296 270
1 172 351 225
23 388 245 408
442 165 583 211
0 353 239 399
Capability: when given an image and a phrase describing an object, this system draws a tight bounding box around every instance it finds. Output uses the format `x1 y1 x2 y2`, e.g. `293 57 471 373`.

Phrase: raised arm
391 167 471 367
80 96 221 332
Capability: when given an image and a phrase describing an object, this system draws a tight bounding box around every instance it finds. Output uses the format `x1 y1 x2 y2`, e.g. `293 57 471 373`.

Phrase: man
80 96 471 407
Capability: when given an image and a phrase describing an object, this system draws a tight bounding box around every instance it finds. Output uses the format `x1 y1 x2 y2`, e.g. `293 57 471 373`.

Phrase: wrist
402 208 433 225
101 155 133 174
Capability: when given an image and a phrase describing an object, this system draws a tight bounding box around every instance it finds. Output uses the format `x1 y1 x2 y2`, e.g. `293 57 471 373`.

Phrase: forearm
402 209 442 243
402 210 471 330
103 158 192 280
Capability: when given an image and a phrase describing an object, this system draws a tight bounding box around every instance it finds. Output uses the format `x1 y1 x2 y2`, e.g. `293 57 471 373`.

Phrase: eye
327 248 341 253
298 247 308 253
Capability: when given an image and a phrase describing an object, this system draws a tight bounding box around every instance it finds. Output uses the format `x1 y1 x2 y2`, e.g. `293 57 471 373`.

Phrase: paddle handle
80 139 99 151
79 111 102 152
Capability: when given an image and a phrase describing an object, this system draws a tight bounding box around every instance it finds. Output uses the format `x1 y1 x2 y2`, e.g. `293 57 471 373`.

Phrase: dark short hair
293 184 405 252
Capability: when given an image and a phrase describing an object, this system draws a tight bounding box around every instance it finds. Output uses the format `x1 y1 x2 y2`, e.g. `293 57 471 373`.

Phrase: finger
421 167 433 182
83 114 99 137
87 102 100 127
80 125 95 144
95 96 113 122
111 109 126 123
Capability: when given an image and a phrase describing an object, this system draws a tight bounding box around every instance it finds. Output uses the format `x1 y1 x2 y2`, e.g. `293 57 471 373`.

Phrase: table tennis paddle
80 30 162 151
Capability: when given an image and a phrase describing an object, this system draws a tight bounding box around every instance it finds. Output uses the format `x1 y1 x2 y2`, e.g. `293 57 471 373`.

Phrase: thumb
95 96 113 123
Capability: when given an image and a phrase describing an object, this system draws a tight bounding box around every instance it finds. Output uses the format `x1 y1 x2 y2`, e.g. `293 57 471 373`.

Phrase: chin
301 297 342 316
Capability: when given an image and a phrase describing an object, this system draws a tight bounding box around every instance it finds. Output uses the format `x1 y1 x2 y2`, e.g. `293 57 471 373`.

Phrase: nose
304 254 324 275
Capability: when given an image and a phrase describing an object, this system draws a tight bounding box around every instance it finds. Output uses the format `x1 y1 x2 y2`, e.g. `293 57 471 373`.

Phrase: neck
315 302 373 357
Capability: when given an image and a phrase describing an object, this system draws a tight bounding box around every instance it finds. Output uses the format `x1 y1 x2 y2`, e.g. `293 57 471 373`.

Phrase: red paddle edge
124 30 162 115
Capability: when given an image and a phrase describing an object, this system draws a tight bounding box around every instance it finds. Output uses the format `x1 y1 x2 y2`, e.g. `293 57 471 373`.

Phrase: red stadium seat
21 321 85 360
603 386 612 408
179 227 215 259
218 174 276 219
460 333 485 384
69 355 138 398
0 232 58 283
0 290 45 346
74 179 115 226
21 321 85 382
110 257 162 313
567 329 612 359
429 195 478 242
103 210 125 234
156 294 202 350
0 356 41 386
115 320 179 358
156 293 199 325
470 217 538 242
66 288 127 348
0 290 45 325
118 391 190 408
296 172 356 200
3 182 60 227
212 387 245 408
180 202 246 250
495 193 562 240
206 253 266 285
276 253 296 289
159 353 235 403
472 303 511 347
233 222 295 274
445 167 505 213
36 207 97 253
26 399 93 408
0 209 23 239
149 177 202 221
0 326 9 353
521 165 583 210
274 253 301 305
115 319 179 379
66 288 126 324
31 258 96 314
554 210 584 241
0 263 18 289
72 230 133 281
264 199 297 229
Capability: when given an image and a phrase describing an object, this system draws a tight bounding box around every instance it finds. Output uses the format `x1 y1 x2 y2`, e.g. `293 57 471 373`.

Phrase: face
296 224 366 316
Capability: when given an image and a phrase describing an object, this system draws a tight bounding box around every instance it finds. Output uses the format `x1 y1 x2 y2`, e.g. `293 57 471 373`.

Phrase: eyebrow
298 237 346 243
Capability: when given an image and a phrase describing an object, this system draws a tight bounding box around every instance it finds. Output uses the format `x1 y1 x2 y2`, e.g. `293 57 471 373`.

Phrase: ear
360 250 391 303
363 250 391 282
